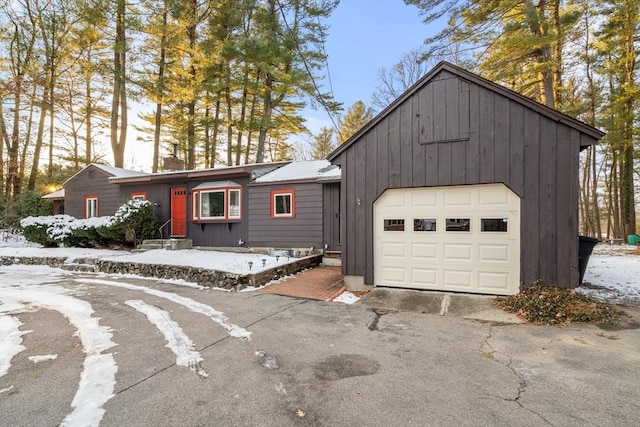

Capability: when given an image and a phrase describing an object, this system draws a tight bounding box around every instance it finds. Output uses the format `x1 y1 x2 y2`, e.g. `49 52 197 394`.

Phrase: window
481 218 508 232
414 218 437 232
84 195 98 218
384 219 405 231
446 218 470 232
271 190 295 218
130 192 147 201
192 183 242 221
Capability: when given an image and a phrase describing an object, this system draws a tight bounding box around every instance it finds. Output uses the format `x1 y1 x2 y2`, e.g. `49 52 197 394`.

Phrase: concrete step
322 257 341 267
324 251 342 259
61 263 98 273
137 239 193 251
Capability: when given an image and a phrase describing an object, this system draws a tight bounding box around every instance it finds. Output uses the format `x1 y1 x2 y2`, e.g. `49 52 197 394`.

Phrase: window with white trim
192 185 241 221
271 189 295 218
85 196 98 218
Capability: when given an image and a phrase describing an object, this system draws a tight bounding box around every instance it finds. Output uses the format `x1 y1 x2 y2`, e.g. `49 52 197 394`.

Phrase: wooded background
0 0 637 240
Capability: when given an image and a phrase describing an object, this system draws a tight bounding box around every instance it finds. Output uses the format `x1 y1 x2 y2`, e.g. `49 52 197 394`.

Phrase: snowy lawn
579 244 640 305
1 230 638 305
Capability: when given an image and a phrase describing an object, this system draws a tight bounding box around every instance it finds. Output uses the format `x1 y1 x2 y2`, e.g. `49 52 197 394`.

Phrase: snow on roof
192 180 241 190
254 160 340 183
64 163 148 185
93 164 148 178
42 189 65 199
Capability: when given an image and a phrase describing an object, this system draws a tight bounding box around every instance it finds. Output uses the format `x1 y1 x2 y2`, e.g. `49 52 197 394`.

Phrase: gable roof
64 163 148 185
42 188 65 199
109 161 289 184
253 160 341 184
328 61 604 161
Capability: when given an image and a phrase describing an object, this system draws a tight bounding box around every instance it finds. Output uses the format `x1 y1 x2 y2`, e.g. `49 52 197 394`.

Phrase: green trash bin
628 234 639 246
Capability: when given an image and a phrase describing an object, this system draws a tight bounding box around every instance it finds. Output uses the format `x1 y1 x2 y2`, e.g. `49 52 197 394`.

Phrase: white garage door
374 184 520 295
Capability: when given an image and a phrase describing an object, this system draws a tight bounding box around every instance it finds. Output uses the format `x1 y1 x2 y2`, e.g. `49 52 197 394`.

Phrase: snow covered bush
95 199 158 246
19 199 158 248
20 215 76 247
70 216 114 247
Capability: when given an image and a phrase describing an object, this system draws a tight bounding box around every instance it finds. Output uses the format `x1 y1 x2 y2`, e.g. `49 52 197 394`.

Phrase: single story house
328 61 603 295
60 160 341 253
54 61 602 296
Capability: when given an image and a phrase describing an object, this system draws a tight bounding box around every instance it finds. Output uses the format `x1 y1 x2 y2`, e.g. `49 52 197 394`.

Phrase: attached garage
374 184 520 295
328 61 604 295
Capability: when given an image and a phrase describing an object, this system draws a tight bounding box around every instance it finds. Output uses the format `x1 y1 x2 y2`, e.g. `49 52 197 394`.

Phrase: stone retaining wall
0 254 323 291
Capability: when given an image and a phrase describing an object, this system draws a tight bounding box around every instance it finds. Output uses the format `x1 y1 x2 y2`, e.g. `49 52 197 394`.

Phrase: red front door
170 187 187 237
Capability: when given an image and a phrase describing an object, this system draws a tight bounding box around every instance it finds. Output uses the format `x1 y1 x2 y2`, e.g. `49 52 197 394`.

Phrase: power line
273 0 343 140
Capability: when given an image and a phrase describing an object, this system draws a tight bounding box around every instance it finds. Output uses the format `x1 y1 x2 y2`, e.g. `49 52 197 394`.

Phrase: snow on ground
0 230 638 304
579 244 640 305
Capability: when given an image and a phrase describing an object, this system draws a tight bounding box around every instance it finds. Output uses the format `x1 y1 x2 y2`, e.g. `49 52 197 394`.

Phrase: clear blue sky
302 0 431 134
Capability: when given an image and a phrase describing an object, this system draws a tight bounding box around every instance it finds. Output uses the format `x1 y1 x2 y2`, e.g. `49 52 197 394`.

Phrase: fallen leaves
597 332 620 340
296 409 305 418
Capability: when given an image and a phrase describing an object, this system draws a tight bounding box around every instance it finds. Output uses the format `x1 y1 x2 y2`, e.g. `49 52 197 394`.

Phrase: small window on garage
130 192 147 201
446 218 470 232
481 218 508 232
384 219 405 231
414 218 437 232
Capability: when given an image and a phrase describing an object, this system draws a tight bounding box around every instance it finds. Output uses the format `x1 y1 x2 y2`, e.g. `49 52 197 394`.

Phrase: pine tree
337 101 374 144
310 127 335 159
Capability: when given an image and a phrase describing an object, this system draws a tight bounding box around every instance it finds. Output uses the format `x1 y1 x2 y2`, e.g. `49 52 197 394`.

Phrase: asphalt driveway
1 266 639 426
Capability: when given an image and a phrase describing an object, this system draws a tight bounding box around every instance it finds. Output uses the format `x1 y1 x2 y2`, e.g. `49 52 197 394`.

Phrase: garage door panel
411 268 438 286
375 184 520 295
381 267 406 283
412 192 438 207
479 187 509 206
444 190 472 207
381 242 406 258
411 242 438 259
382 192 407 208
478 244 511 262
443 243 473 261
443 270 473 289
478 271 513 291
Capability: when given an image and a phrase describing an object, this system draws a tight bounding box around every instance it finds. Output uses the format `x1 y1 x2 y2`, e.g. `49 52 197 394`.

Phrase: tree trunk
111 0 128 168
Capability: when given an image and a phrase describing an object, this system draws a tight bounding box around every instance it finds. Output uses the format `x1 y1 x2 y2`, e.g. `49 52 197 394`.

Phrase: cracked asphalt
1 268 639 426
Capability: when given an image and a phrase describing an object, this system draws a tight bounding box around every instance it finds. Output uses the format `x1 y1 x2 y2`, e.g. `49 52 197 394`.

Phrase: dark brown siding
333 70 589 289
64 165 121 218
248 182 324 248
322 183 341 252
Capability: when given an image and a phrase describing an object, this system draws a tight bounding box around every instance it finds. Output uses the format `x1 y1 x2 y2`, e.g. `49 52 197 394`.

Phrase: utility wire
273 0 343 140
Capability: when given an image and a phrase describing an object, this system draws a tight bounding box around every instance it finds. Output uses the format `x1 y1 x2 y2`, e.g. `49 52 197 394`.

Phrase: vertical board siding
400 100 414 187
412 95 426 186
438 142 452 185
322 183 341 251
509 103 525 196
387 109 401 188
450 141 466 185
466 85 481 183
555 124 572 286
522 113 541 285
433 79 447 141
355 135 368 277
445 77 459 141
569 130 581 285
247 183 323 248
345 148 357 273
478 87 495 183
493 95 510 184
538 118 558 284
334 72 590 289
